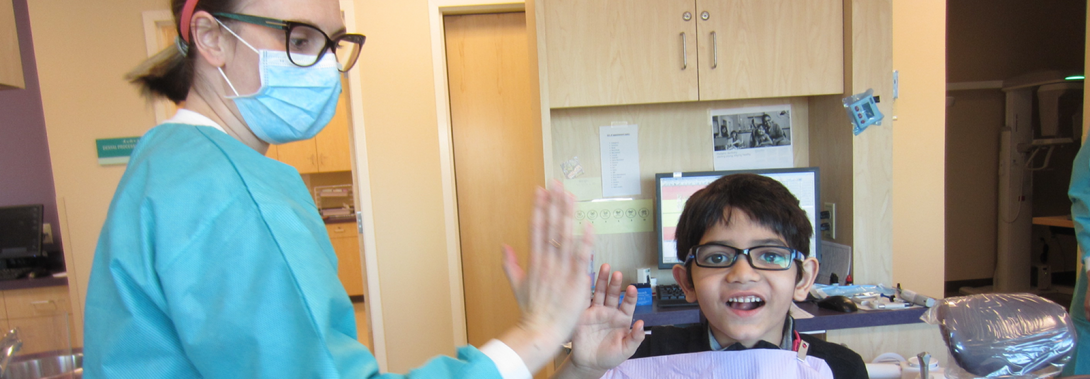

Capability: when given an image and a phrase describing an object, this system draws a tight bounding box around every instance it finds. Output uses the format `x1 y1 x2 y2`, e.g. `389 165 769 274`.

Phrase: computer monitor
0 205 44 257
655 168 820 269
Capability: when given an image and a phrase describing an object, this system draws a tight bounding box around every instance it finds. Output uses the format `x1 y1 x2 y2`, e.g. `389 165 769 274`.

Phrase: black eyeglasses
684 242 804 270
213 12 366 72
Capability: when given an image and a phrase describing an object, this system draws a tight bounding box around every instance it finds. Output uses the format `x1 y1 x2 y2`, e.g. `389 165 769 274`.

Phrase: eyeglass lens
287 24 364 72
333 37 363 72
286 24 329 66
694 245 794 269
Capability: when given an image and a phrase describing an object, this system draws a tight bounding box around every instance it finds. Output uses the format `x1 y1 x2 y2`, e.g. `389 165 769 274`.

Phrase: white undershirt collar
165 109 227 134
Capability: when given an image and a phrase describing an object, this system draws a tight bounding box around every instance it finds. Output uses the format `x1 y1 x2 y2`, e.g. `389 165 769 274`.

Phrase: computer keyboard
657 284 699 308
0 268 32 281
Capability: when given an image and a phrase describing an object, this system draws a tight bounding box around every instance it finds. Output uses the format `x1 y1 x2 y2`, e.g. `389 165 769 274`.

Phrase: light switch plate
42 223 54 244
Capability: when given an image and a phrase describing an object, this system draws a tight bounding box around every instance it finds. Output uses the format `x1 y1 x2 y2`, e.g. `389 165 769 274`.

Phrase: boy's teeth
729 296 762 303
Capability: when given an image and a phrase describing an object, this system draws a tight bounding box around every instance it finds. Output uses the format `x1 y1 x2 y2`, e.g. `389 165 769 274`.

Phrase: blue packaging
842 88 884 136
635 283 652 306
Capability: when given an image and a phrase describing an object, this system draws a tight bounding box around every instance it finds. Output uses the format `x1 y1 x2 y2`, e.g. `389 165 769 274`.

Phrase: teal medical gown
1066 140 1090 376
84 123 503 379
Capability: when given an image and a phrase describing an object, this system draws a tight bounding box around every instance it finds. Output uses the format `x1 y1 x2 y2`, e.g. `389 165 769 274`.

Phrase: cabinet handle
680 32 688 70
711 31 718 69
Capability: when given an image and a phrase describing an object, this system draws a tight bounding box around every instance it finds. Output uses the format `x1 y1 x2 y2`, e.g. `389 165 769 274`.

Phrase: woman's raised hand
499 182 595 373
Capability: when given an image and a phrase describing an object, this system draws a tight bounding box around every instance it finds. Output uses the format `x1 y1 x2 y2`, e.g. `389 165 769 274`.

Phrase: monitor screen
0 205 43 257
655 168 820 268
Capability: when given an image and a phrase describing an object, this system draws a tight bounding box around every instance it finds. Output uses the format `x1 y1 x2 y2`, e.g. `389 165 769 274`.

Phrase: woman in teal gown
81 0 627 377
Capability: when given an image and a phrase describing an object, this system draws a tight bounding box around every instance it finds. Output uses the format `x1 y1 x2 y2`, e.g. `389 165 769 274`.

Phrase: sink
2 350 81 379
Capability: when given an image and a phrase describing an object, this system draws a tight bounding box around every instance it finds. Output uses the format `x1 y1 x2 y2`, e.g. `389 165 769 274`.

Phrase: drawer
7 315 73 354
4 286 71 319
326 223 356 239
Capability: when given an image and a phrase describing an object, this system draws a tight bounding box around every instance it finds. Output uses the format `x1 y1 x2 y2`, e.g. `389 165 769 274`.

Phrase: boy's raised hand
556 264 646 378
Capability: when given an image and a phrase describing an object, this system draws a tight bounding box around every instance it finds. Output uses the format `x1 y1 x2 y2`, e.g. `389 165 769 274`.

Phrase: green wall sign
96 137 141 165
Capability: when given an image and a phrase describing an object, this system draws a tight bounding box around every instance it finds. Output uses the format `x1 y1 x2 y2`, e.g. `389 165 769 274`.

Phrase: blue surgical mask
217 21 342 145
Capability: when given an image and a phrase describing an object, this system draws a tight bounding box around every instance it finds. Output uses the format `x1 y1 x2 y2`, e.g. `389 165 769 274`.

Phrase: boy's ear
793 258 819 301
672 264 698 303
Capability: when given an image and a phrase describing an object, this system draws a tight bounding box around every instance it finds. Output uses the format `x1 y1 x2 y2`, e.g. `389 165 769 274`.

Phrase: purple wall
0 0 62 250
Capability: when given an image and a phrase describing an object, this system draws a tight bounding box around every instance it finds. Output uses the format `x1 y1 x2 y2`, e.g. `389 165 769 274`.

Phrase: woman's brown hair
125 0 240 103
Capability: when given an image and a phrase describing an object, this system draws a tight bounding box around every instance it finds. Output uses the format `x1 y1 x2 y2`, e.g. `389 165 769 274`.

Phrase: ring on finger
549 239 561 249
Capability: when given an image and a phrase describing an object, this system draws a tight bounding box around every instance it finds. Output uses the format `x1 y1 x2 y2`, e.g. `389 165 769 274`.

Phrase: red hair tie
179 0 200 43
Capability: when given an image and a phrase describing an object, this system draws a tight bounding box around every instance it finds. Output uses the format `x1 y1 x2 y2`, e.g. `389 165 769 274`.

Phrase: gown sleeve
1071 141 1090 267
154 198 506 379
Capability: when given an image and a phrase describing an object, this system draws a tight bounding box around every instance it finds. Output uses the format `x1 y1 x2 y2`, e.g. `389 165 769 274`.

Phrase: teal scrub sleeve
156 203 504 379
1066 141 1090 375
1071 141 1090 265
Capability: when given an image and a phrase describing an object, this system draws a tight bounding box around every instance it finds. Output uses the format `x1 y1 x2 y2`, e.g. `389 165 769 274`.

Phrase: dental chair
927 293 1077 378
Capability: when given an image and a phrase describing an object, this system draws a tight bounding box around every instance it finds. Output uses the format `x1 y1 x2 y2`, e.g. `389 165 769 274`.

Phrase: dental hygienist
83 0 595 377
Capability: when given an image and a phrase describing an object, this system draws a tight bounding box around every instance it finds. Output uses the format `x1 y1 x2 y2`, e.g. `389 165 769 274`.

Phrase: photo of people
711 106 793 170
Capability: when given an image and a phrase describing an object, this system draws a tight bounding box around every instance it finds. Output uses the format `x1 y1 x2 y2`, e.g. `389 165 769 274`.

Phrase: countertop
0 276 68 291
633 299 929 332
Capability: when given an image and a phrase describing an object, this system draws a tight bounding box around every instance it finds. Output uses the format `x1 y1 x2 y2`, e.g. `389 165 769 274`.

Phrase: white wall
348 0 464 373
892 0 946 297
27 0 170 346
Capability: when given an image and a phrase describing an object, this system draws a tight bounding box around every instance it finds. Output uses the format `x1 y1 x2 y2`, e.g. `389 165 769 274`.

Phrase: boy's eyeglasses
685 243 804 270
213 12 366 72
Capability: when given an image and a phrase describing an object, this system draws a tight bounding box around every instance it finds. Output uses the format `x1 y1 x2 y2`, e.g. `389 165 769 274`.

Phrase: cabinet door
544 0 698 108
0 0 24 89
264 144 279 160
327 224 365 297
696 0 842 100
276 140 319 174
315 77 353 172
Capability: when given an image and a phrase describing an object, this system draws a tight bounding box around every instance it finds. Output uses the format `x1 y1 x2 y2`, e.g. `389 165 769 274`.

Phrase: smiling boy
630 174 869 379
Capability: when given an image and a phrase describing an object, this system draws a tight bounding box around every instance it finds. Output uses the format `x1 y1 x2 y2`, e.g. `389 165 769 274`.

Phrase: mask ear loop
215 18 258 53
213 19 259 98
218 67 241 97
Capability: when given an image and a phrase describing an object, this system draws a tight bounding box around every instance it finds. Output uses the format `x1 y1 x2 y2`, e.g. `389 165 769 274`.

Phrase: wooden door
445 10 544 355
316 77 354 172
543 0 698 108
696 0 843 100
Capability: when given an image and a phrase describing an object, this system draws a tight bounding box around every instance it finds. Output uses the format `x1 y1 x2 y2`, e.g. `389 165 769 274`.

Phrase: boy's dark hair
675 173 813 285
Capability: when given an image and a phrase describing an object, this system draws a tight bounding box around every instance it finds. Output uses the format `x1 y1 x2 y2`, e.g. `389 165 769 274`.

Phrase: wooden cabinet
696 0 843 100
542 0 842 108
264 144 279 160
1 0 26 89
1 286 73 354
327 223 364 297
545 0 698 107
275 77 353 173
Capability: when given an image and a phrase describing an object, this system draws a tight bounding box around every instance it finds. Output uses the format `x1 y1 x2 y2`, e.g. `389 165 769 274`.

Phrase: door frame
338 0 390 370
427 0 525 347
